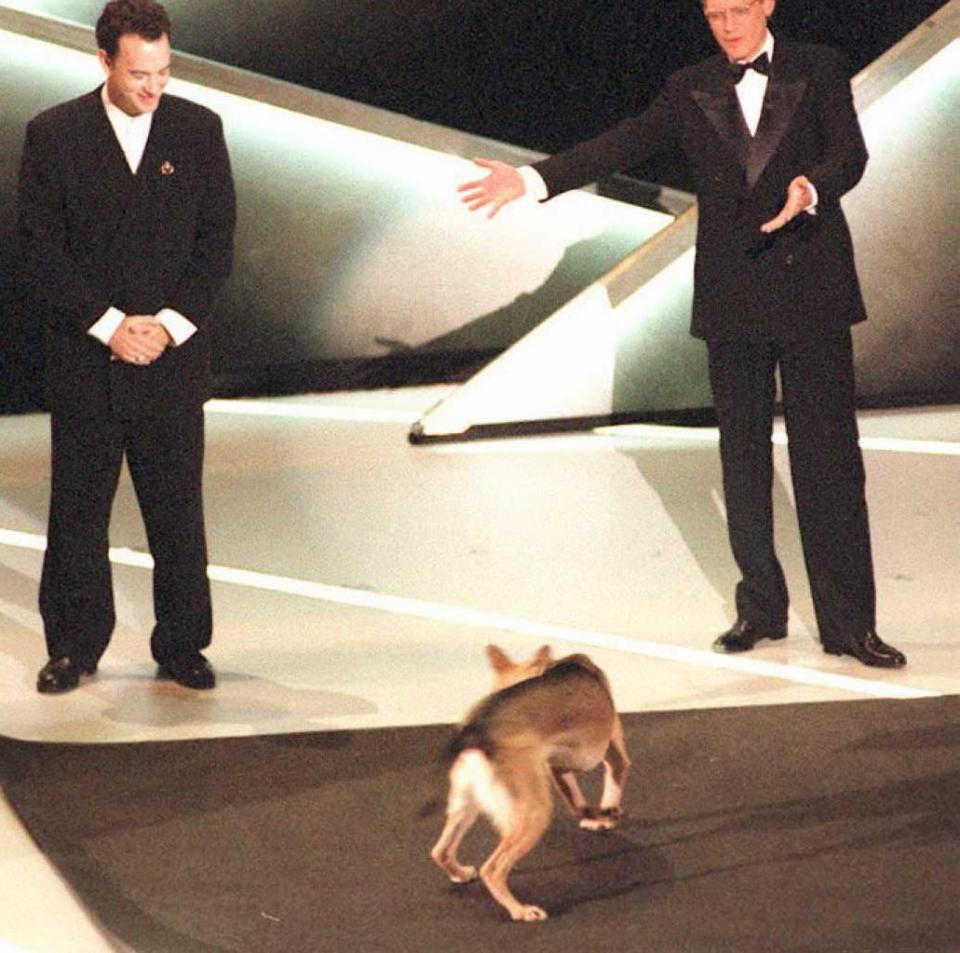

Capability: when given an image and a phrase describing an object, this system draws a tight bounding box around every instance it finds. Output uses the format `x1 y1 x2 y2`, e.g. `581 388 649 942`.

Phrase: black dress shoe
823 631 906 668
713 618 787 653
157 653 216 690
36 656 97 694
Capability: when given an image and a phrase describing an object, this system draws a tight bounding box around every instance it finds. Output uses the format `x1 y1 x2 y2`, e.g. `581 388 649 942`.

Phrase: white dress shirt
733 33 817 208
734 31 775 135
88 85 197 348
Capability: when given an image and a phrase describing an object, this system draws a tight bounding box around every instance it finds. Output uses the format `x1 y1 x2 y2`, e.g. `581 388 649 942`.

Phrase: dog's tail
417 721 496 819
442 721 496 765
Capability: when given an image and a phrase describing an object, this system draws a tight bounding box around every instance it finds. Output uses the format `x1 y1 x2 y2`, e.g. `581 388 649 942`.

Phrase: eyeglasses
703 0 762 26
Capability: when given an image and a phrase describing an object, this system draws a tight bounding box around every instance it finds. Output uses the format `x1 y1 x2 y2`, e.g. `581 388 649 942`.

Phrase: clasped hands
109 315 171 366
459 159 813 235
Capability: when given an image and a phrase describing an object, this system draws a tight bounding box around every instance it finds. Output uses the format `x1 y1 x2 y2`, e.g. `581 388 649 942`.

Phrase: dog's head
485 644 553 692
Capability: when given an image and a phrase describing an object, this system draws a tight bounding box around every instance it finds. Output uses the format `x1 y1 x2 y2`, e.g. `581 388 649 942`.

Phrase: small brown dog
430 644 630 921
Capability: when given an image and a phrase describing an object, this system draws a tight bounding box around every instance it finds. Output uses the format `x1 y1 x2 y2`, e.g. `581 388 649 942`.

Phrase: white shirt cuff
805 181 819 215
156 308 198 346
87 307 126 346
518 165 548 202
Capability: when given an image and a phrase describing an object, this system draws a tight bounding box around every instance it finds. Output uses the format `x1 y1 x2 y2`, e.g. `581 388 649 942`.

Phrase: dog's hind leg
480 807 552 922
479 764 553 922
431 752 489 883
431 802 480 883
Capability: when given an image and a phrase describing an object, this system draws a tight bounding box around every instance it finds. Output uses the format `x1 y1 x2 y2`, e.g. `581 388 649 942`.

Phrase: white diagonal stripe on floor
0 527 936 702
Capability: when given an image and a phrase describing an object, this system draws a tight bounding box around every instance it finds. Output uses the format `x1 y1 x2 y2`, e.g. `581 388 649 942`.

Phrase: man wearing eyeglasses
459 0 907 669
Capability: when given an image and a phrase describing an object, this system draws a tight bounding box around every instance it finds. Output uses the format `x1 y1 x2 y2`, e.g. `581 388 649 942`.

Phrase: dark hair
95 0 171 57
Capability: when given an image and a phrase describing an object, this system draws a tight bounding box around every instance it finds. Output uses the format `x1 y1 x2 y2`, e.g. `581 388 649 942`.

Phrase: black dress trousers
706 329 876 643
40 406 212 667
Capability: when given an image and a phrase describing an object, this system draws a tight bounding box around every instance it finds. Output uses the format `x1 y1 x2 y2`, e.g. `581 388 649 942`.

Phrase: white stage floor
1 387 958 951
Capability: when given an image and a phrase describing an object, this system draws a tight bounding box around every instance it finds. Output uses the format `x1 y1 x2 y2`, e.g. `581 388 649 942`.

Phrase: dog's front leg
601 717 630 814
584 718 631 831
550 767 588 818
551 766 619 831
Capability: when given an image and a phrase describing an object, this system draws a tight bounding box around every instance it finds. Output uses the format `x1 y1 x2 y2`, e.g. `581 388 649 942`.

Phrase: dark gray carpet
2 697 958 953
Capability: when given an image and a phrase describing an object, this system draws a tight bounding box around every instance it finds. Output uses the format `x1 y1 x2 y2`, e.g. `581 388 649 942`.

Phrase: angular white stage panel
411 211 709 441
413 2 959 442
846 22 960 403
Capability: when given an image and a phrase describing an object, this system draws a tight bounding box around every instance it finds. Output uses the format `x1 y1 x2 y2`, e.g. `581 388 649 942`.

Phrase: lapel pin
160 160 175 176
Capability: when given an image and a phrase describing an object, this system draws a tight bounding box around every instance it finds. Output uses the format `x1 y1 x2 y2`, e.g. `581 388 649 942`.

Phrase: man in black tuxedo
460 0 906 668
17 0 236 692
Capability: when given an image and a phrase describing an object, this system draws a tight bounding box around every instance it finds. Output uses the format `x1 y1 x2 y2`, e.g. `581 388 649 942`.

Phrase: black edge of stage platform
407 408 719 446
406 392 960 447
2 697 958 953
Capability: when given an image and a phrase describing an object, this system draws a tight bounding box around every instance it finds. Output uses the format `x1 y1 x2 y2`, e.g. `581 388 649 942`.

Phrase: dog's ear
534 645 553 666
486 645 512 672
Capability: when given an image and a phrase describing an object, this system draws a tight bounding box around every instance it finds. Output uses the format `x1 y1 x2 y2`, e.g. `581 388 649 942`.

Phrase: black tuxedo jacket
17 88 236 417
534 41 869 343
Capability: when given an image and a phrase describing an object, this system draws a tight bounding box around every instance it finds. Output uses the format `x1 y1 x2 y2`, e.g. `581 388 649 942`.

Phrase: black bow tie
729 52 770 82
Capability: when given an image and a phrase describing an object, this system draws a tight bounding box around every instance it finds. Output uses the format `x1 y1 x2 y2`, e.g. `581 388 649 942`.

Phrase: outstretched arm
457 78 677 220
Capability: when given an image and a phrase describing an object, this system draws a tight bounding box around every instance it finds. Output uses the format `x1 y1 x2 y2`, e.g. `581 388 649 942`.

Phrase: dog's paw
579 816 614 832
450 865 478 884
511 904 548 922
578 807 622 832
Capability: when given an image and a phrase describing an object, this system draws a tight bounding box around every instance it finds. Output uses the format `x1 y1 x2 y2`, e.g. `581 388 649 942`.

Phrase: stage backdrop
0 0 945 191
1 1 956 420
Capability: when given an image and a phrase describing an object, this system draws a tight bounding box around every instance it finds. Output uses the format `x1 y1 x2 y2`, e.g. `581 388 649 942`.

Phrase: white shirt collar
737 30 775 65
100 84 154 174
100 83 154 132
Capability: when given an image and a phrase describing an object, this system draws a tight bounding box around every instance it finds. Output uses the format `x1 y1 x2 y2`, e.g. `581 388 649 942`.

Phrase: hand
760 175 814 234
457 158 526 219
109 315 170 366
